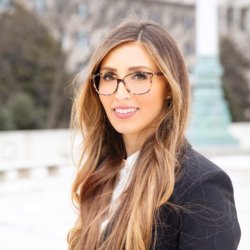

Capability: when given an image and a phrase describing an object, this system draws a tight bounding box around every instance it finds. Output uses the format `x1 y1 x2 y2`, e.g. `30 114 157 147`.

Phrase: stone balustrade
0 123 249 181
0 129 78 181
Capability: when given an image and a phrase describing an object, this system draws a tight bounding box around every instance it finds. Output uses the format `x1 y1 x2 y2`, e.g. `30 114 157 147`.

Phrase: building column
188 0 237 146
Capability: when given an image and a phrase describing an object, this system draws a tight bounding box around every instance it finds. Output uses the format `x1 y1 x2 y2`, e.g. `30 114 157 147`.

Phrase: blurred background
0 0 249 249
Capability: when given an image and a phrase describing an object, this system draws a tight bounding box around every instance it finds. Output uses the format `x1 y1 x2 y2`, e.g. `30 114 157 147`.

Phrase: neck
123 134 142 157
123 127 157 157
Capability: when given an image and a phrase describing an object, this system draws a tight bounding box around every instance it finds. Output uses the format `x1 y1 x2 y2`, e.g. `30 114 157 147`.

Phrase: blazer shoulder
156 147 241 250
174 147 232 198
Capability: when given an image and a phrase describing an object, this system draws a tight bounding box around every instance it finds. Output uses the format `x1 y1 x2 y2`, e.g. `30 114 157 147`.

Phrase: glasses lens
94 73 117 95
125 72 151 94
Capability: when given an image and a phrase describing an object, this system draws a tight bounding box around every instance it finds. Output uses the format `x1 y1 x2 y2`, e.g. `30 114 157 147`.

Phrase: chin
112 125 136 135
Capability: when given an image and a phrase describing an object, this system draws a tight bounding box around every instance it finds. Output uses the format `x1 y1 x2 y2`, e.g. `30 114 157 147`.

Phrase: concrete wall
0 129 76 180
0 124 249 180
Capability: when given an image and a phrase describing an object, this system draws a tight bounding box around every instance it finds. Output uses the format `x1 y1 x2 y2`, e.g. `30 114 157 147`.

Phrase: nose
114 80 131 100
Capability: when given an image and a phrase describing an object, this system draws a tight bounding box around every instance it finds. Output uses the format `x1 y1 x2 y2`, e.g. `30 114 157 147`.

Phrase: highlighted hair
68 20 191 250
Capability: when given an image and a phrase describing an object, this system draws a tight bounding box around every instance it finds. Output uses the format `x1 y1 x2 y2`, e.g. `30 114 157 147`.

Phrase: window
240 8 247 31
0 0 10 11
77 2 88 18
184 41 194 55
77 31 89 47
227 7 234 29
184 16 194 29
33 0 46 14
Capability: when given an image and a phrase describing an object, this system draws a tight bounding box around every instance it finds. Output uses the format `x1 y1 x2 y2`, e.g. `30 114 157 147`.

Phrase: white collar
124 150 140 170
100 150 140 232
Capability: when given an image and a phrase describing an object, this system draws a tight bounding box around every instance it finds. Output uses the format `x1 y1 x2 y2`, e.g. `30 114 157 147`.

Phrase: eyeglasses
91 71 163 96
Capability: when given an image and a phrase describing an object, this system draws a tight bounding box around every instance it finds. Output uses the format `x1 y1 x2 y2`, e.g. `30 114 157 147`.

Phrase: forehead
100 42 158 71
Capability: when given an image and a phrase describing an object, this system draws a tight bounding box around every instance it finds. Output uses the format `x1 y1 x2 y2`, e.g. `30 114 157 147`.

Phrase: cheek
144 88 166 109
139 95 166 119
99 97 108 111
99 97 113 119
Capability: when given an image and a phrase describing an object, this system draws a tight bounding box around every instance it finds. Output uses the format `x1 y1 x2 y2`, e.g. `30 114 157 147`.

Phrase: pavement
0 162 249 250
0 167 76 250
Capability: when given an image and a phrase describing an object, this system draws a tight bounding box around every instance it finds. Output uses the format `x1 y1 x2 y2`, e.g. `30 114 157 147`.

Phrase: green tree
0 2 72 130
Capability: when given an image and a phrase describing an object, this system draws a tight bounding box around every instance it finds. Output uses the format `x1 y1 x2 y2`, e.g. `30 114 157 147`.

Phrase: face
98 42 168 147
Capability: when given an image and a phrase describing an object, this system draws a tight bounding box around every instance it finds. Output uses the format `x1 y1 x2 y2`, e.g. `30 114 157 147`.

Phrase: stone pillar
188 0 237 147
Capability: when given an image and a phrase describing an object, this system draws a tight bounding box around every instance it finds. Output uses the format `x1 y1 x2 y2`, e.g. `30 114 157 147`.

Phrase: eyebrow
128 66 154 72
100 65 155 72
100 66 117 72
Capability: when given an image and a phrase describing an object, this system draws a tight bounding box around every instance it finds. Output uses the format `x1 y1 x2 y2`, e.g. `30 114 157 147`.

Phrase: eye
132 72 149 80
102 72 116 81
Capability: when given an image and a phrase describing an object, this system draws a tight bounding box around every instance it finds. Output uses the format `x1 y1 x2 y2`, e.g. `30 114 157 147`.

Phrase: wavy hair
68 20 191 250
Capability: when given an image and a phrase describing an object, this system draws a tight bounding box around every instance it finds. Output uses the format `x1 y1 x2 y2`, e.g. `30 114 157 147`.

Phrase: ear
164 84 171 100
165 88 172 108
165 88 172 100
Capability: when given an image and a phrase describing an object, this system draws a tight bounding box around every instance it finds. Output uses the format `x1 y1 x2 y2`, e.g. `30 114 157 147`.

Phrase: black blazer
153 146 241 250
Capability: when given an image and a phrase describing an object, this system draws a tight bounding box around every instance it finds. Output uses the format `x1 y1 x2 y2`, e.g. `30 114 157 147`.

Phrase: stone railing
0 129 78 181
0 123 249 181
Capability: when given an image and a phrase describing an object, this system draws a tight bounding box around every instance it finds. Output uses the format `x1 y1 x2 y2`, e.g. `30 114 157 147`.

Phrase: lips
115 108 137 114
113 107 138 119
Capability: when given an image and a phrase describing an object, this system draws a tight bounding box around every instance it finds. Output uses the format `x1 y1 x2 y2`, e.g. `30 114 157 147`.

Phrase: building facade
1 0 250 120
1 0 250 72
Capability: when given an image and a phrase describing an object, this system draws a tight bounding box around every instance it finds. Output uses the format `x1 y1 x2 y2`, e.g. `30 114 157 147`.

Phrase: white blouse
100 150 140 232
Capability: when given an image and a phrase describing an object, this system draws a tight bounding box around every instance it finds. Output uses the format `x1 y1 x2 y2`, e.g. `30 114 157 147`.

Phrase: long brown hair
68 20 191 250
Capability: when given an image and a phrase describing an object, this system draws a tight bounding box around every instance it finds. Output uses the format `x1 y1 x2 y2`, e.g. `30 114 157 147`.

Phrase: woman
68 20 241 250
